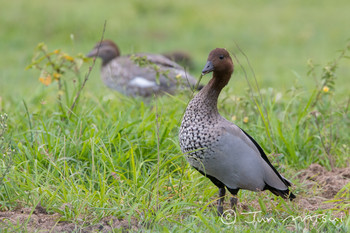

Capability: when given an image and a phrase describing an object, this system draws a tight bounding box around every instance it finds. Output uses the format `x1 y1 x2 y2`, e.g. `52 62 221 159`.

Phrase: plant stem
313 114 335 171
22 100 34 146
155 94 160 210
68 20 107 119
232 42 276 152
57 78 65 120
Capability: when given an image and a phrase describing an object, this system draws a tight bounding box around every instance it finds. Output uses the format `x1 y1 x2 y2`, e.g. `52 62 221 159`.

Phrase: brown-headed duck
179 48 295 215
87 40 200 97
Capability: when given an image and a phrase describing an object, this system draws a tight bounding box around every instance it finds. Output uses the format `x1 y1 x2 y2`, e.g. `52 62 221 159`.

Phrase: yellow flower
58 90 64 96
39 75 52 86
63 54 74 62
322 86 329 93
53 49 60 54
231 115 237 121
243 116 249 123
53 72 61 80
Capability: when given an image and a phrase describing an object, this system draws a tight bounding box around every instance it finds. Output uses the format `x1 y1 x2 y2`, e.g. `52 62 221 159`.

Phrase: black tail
264 183 296 201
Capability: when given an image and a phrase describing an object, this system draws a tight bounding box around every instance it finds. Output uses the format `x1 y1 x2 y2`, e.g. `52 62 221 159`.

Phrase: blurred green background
1 0 349 101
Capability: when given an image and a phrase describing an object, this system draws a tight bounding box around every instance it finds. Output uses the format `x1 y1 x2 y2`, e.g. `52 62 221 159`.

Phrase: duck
87 40 200 97
179 48 295 215
162 50 194 69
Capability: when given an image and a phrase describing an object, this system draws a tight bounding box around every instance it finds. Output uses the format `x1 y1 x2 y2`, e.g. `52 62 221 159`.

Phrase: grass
1 0 350 232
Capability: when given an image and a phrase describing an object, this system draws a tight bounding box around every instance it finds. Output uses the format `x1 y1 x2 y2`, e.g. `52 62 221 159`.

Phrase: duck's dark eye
219 55 224 60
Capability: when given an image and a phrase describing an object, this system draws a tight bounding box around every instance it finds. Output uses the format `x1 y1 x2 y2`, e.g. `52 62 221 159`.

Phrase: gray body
179 95 287 191
101 53 198 97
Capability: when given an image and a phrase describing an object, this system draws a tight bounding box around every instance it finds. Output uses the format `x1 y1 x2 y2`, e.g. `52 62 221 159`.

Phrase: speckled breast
179 103 220 168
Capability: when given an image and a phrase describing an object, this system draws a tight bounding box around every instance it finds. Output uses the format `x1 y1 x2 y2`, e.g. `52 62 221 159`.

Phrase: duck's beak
201 61 214 75
86 48 98 58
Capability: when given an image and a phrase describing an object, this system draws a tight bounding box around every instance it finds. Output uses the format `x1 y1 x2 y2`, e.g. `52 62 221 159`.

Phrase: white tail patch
129 77 157 88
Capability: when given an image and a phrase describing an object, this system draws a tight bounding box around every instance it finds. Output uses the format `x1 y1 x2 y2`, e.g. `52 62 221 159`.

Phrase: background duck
162 50 194 69
87 40 201 97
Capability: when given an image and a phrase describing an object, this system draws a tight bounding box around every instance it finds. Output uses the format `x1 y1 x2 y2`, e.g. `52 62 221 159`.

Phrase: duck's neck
194 72 231 113
101 54 117 66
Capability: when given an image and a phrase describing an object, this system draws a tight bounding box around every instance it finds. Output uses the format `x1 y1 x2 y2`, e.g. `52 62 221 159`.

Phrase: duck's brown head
87 40 121 65
202 48 234 79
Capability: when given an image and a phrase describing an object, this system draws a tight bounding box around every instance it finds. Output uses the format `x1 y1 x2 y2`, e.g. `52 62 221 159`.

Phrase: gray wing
130 53 199 88
200 123 288 192
134 53 183 69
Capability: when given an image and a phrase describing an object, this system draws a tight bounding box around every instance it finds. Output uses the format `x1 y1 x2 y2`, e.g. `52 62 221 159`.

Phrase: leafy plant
26 42 90 120
308 42 350 107
307 42 350 170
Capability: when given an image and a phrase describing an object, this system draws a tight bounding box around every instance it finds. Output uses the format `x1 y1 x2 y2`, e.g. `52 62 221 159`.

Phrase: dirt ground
295 163 349 216
0 206 139 232
0 163 349 232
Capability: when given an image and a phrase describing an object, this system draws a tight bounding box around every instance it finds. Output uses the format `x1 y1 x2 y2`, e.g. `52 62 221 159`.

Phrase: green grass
1 0 350 232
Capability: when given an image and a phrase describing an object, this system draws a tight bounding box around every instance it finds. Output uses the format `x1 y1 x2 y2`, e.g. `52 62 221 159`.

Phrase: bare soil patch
296 163 349 216
0 205 138 232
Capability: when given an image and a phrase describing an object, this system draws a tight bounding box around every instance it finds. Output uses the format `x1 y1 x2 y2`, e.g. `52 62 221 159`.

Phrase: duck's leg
227 188 239 211
217 187 225 216
230 196 238 210
193 168 227 216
